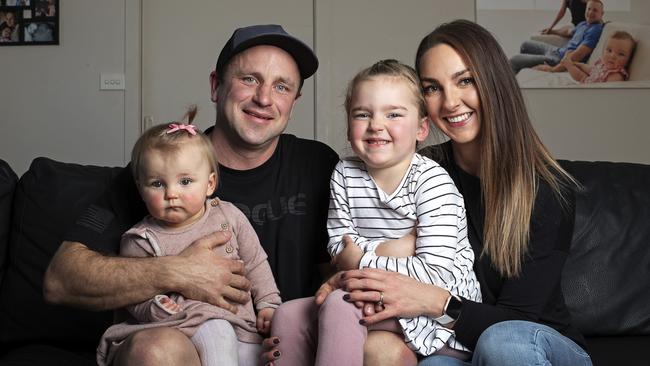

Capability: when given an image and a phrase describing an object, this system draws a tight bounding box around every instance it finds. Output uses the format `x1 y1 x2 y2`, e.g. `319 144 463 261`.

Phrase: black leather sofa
1 157 649 365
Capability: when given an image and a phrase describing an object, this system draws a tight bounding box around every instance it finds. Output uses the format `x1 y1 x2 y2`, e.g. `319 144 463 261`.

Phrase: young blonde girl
97 107 281 366
563 30 636 83
271 60 481 365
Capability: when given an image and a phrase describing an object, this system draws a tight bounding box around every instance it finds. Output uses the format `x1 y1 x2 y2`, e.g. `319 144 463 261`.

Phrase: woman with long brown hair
335 20 592 365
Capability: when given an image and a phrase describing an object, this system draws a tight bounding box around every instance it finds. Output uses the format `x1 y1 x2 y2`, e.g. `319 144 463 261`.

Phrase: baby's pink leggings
271 289 400 366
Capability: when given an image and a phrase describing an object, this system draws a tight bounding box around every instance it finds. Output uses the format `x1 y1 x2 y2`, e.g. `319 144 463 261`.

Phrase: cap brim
219 33 318 80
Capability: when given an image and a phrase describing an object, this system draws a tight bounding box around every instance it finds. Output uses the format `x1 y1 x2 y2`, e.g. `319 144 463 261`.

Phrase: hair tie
167 123 197 136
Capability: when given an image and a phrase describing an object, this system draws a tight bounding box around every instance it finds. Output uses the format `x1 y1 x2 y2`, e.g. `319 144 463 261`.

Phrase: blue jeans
418 320 592 366
510 40 563 74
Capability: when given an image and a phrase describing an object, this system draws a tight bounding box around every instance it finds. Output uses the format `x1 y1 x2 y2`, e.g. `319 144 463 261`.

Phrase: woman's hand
341 268 450 325
260 336 281 365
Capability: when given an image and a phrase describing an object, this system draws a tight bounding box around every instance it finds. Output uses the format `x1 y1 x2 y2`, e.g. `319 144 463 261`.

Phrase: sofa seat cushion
0 158 121 352
0 159 18 287
560 160 650 336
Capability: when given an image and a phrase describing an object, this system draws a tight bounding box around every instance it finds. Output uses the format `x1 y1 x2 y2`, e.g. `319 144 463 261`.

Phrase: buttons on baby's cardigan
220 222 233 253
210 198 234 253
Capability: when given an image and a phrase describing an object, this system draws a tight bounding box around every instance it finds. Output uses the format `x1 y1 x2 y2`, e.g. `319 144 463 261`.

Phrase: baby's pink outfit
96 198 281 366
583 58 629 83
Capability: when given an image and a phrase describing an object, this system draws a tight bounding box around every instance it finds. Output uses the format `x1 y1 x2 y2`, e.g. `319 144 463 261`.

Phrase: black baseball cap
216 24 319 80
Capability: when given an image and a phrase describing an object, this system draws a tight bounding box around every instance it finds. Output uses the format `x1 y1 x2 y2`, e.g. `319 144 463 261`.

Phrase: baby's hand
155 294 182 314
257 307 275 335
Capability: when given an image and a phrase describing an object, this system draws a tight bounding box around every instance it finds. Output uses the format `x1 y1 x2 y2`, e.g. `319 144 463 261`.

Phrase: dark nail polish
273 338 280 344
274 351 281 358
359 319 366 325
343 294 350 301
340 273 346 279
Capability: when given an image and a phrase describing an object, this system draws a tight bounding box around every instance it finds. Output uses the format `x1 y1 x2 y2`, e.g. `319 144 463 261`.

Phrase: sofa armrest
0 158 121 352
559 160 650 337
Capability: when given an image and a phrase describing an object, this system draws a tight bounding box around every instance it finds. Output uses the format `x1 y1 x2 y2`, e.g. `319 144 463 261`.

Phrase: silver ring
378 291 384 307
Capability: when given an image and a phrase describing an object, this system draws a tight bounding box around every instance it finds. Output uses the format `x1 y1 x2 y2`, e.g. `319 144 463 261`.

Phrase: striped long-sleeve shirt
327 153 481 356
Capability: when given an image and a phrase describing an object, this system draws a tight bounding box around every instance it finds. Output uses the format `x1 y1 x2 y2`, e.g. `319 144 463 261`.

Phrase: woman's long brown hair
416 20 578 278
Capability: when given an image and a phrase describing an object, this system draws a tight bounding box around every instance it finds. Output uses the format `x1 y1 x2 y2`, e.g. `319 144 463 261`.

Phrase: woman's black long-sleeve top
420 142 586 351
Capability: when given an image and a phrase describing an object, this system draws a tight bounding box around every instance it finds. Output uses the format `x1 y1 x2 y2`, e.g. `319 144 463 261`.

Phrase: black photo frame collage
1 0 58 45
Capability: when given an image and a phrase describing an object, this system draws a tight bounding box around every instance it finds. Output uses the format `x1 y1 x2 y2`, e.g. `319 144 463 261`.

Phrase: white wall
0 0 133 176
1 0 648 178
526 88 649 163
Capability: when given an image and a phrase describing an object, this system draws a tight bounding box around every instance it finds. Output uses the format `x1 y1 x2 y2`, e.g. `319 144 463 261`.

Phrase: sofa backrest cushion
0 157 121 350
588 22 650 82
0 159 18 287
560 160 650 336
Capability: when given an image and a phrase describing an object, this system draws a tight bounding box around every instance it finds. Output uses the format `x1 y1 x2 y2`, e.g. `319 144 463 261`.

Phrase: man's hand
43 231 251 312
331 235 363 271
169 231 251 313
257 308 275 335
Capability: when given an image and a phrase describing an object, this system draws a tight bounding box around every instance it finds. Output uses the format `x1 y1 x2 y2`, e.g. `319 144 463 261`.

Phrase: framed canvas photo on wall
476 0 650 88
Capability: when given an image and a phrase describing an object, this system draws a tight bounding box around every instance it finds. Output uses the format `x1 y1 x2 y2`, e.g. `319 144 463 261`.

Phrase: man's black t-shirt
64 134 338 301
217 134 338 300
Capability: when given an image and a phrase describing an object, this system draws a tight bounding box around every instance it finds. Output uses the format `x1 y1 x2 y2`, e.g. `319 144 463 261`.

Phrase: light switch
100 73 125 90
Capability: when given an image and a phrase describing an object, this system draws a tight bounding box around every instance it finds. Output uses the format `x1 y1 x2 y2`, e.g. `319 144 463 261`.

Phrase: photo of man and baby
477 0 650 88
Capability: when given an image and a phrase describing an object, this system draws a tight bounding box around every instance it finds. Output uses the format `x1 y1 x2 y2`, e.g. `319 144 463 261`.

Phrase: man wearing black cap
44 24 338 365
208 23 336 303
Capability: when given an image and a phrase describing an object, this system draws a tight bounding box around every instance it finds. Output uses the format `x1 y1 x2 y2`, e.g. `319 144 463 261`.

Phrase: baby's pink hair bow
167 123 197 136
